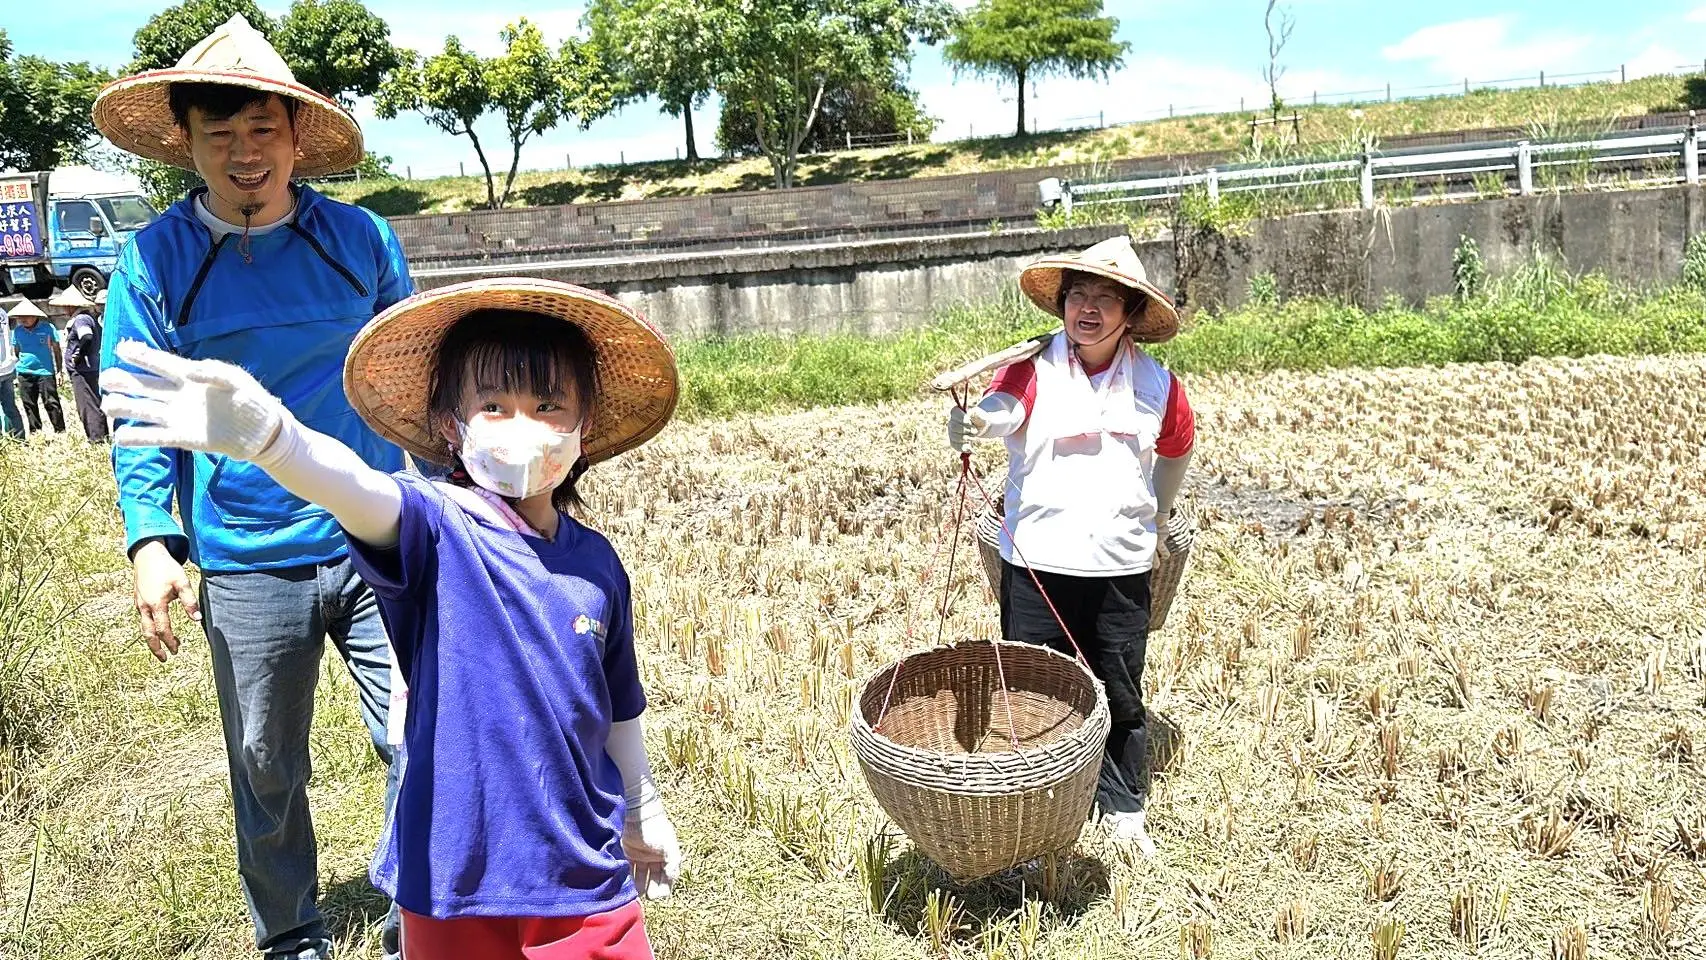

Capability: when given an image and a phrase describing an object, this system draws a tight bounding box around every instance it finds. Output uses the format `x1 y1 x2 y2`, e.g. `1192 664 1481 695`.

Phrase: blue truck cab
1 166 159 299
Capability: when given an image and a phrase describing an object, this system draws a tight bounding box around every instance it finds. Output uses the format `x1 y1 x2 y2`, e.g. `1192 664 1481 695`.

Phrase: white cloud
375 5 588 56
919 58 1368 140
1381 16 1593 80
1626 43 1690 79
1686 5 1706 23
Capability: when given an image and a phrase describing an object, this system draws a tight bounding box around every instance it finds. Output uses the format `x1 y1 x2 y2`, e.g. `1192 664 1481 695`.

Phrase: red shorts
400 900 652 960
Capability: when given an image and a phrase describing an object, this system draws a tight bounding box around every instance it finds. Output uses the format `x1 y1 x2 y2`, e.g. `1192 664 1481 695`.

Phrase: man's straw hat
92 14 363 179
345 279 680 467
1019 235 1181 343
95 289 110 306
7 298 47 320
48 287 94 310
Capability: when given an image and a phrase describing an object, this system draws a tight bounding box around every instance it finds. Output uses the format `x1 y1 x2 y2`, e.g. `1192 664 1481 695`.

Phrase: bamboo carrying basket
851 641 1110 881
974 497 1196 632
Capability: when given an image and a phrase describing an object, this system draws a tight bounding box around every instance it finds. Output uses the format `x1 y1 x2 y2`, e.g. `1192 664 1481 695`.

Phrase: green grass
320 76 1688 215
672 257 1706 420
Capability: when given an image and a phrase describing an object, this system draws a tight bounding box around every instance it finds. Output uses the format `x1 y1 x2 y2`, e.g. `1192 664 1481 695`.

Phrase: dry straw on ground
3 353 1705 958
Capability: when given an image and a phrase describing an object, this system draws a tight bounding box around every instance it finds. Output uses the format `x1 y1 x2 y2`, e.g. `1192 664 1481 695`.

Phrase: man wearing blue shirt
8 298 65 435
93 15 412 960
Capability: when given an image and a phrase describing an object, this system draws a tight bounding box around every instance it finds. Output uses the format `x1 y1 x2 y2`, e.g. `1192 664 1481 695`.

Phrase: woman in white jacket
949 236 1194 857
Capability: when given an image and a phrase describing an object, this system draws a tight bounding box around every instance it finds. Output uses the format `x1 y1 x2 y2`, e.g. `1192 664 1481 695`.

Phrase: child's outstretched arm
100 340 404 548
607 717 683 899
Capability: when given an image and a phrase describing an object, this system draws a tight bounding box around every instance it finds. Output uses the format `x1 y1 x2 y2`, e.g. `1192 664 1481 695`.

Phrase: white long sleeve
606 716 662 814
972 391 1027 438
251 415 404 548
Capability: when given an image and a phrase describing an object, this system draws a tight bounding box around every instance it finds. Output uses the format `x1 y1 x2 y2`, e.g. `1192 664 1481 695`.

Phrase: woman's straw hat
1019 235 1181 343
344 279 680 467
92 14 363 179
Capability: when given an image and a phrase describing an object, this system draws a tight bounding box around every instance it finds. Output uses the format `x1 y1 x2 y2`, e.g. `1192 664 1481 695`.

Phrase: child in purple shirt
101 278 683 959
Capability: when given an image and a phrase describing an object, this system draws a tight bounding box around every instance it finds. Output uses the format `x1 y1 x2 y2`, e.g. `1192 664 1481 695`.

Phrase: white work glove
947 405 989 453
622 789 682 900
100 340 287 461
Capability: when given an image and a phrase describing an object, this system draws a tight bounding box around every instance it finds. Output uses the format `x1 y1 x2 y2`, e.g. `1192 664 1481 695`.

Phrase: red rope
875 383 1084 756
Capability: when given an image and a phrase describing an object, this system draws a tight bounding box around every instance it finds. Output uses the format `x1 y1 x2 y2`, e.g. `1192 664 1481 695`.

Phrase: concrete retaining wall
414 225 1121 338
1168 185 1704 313
412 186 1702 338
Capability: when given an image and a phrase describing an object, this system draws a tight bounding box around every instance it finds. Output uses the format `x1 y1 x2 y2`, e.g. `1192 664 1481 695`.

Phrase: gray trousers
200 556 400 960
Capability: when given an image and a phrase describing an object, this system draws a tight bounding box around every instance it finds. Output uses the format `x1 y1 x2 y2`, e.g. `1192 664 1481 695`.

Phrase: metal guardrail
1039 122 1703 213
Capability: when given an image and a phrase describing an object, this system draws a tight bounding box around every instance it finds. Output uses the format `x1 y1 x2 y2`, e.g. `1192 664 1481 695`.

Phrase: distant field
319 75 1687 216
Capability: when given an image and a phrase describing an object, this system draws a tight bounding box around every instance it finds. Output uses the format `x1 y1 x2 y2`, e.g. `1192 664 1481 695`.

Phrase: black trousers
16 373 64 434
1000 561 1151 814
69 369 108 442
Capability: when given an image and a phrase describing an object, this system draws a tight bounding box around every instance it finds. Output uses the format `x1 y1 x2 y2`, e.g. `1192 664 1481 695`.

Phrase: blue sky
5 0 1706 180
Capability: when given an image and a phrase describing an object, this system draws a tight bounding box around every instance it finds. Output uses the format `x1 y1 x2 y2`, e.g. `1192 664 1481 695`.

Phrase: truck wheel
71 267 106 299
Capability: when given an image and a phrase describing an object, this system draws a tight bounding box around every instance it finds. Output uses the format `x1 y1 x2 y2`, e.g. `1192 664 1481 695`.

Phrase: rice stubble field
2 351 1705 959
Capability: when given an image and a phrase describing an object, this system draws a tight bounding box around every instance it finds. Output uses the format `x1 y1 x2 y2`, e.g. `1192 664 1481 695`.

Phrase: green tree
487 21 612 209
130 0 278 72
275 0 402 104
708 0 954 189
716 74 936 156
377 39 496 204
583 0 719 161
132 0 399 104
944 0 1127 137
378 22 613 209
0 33 111 170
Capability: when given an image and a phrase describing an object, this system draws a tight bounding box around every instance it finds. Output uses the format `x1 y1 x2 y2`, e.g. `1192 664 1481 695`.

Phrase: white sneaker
1109 811 1158 858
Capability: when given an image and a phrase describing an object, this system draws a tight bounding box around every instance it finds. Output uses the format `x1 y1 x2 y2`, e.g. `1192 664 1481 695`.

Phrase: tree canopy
706 0 955 188
944 0 1127 137
275 0 402 104
0 30 111 171
583 0 720 161
378 21 613 209
132 0 399 104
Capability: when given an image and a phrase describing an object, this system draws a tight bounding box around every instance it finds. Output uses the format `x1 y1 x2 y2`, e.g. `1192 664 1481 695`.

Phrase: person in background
8 297 66 436
60 288 110 443
947 235 1194 859
0 307 23 440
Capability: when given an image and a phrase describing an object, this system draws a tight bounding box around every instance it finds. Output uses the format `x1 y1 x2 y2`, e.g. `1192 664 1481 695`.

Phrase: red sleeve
1156 373 1195 458
985 358 1037 419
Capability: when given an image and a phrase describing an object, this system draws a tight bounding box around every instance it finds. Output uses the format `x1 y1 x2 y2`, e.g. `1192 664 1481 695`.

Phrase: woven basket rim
851 639 1109 764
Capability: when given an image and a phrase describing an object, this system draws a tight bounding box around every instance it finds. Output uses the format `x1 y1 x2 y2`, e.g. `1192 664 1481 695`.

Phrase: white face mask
457 417 582 500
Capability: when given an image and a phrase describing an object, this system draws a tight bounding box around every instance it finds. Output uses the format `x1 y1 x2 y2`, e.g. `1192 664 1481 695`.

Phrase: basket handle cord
872 385 1089 750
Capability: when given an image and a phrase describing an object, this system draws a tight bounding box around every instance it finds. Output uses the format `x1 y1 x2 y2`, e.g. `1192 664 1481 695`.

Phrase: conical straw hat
7 298 47 320
345 279 680 467
1019 235 1181 343
48 287 94 309
92 14 363 179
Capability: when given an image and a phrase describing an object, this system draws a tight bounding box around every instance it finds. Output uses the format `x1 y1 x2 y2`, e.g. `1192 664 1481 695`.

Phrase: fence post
1312 91 1317 106
1464 77 1469 94
1169 104 1174 118
1099 110 1105 128
1620 64 1626 83
406 166 412 180
1386 83 1391 102
1061 180 1074 218
1539 70 1545 87
459 161 464 177
1687 113 1700 186
1206 168 1220 203
1360 152 1374 209
1517 140 1534 195
907 130 914 145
